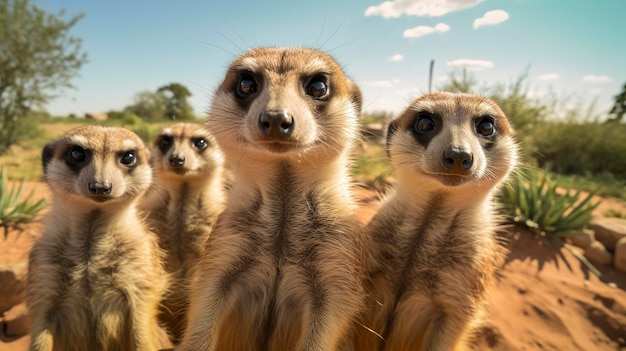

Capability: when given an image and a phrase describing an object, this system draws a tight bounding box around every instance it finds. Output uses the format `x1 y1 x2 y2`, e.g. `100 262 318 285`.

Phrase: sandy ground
1 181 625 350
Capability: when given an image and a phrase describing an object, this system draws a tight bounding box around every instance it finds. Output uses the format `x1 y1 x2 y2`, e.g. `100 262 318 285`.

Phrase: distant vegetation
0 0 87 154
107 82 197 122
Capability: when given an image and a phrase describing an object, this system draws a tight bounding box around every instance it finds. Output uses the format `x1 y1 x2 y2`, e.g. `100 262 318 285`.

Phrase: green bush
121 113 142 125
534 122 626 180
0 166 47 238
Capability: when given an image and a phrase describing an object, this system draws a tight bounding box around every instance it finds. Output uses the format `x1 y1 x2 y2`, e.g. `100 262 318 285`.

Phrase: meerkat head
42 125 152 206
207 46 362 162
151 123 223 180
387 92 518 191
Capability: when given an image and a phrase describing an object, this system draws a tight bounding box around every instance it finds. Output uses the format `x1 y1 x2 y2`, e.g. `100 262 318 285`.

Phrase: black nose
169 154 185 167
88 180 112 195
258 110 294 140
442 146 473 171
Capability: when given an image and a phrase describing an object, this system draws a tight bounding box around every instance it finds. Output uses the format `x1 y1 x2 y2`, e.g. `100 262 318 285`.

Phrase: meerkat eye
476 117 495 137
414 113 436 134
120 151 137 167
159 135 173 152
66 146 87 165
193 138 208 151
305 77 328 99
237 73 257 98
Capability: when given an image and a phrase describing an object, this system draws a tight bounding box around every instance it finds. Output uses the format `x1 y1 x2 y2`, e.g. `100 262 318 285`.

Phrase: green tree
157 82 195 120
0 0 87 153
608 83 626 123
124 90 167 121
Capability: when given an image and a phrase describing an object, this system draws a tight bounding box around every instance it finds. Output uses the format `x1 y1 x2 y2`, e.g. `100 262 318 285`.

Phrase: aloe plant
498 170 611 283
0 166 47 238
499 170 600 238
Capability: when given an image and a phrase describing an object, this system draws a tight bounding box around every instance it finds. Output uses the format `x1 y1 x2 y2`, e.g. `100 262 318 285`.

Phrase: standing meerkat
142 123 226 344
177 46 365 351
353 92 518 351
27 125 170 351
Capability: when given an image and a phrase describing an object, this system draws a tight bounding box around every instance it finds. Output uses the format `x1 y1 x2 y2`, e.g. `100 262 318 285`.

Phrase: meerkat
27 125 171 351
352 92 518 351
142 123 226 344
176 46 365 351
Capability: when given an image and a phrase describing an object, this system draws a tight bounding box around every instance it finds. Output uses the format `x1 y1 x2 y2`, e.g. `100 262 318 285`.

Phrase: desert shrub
604 209 626 219
534 122 626 180
130 121 165 145
498 170 610 282
0 166 46 238
499 170 599 238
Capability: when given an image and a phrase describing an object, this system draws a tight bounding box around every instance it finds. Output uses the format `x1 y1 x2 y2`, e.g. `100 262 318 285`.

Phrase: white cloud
446 59 494 70
538 73 559 81
582 75 612 83
365 0 483 18
403 23 450 38
365 80 394 88
589 89 603 95
390 54 405 61
473 10 509 29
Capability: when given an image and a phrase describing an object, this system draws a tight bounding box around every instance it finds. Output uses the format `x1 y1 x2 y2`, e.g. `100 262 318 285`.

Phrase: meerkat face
387 92 517 189
42 126 152 205
151 123 222 179
207 46 362 160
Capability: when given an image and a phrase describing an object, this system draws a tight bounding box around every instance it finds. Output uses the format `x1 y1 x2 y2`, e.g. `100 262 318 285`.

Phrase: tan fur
352 92 517 351
177 47 365 351
27 125 171 351
142 123 226 344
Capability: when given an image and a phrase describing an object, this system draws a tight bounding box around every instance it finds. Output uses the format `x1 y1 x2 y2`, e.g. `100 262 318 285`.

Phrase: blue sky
36 0 625 119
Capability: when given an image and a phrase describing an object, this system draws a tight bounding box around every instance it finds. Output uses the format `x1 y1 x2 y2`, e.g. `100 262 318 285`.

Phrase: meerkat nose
442 146 474 171
88 179 112 195
258 110 295 140
169 154 186 167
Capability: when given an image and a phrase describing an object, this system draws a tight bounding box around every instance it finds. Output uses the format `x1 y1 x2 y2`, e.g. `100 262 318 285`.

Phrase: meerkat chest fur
43 204 159 295
180 47 364 351
356 92 518 351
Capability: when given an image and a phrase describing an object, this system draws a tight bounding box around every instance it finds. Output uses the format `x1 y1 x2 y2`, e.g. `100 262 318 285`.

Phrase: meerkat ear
349 81 363 114
41 141 57 175
385 120 399 157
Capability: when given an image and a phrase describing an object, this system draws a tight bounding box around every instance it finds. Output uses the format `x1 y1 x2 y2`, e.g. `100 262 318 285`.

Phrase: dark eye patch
64 145 90 174
410 111 442 148
159 135 173 153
